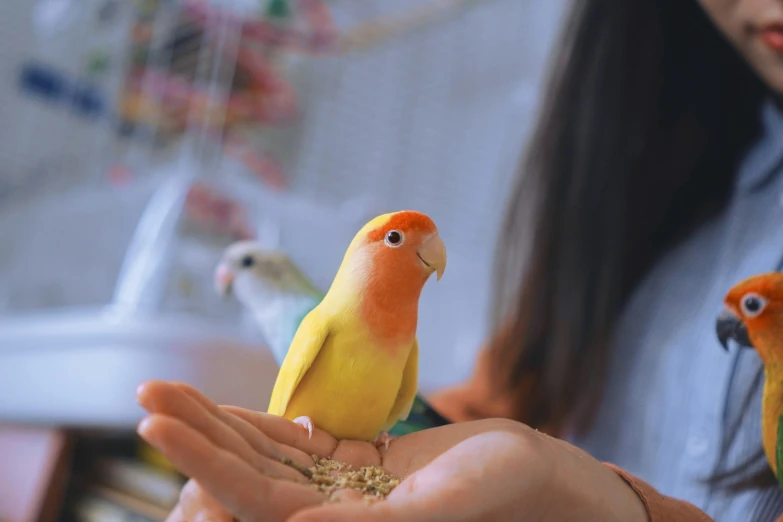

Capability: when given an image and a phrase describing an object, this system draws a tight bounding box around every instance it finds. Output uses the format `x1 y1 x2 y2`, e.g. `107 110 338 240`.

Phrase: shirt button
686 435 709 457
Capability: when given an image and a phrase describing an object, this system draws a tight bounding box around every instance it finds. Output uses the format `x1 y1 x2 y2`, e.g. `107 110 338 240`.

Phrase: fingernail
135 381 149 401
136 416 153 437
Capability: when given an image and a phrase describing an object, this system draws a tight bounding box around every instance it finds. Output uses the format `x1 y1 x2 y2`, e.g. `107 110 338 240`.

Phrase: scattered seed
305 457 400 503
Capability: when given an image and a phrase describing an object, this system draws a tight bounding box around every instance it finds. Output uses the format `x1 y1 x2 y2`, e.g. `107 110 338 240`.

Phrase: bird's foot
371 431 396 450
293 416 315 440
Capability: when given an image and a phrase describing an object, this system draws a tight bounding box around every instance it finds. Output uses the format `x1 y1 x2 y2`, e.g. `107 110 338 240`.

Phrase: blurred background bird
215 240 323 365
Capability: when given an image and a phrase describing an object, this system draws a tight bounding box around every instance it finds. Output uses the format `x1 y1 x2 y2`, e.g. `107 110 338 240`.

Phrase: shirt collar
736 97 783 194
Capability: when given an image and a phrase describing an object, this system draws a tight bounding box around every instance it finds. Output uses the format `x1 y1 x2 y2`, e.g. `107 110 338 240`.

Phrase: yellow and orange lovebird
717 272 783 488
267 210 447 448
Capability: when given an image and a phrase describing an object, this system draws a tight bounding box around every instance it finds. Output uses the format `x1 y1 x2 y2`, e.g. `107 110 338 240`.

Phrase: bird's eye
740 293 767 318
240 255 255 268
384 230 404 247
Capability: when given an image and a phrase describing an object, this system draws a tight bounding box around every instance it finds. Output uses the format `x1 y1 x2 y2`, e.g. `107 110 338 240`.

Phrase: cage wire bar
111 1 245 317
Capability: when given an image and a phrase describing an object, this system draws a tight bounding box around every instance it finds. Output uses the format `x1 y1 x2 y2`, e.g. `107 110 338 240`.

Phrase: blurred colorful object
119 30 300 132
19 61 106 119
115 0 338 191
222 132 288 189
184 182 256 241
182 0 338 52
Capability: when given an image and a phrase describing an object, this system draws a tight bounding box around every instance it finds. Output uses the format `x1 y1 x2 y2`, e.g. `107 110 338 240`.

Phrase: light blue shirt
570 99 783 521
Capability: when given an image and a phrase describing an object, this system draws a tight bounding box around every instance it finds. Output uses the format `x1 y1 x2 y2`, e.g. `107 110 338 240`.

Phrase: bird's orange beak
214 263 234 297
418 233 447 281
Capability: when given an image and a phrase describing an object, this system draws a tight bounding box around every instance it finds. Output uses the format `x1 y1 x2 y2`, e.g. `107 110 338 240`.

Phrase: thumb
288 500 432 522
287 478 454 522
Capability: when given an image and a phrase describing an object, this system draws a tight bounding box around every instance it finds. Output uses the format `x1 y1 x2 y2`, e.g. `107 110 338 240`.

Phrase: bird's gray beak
716 309 753 351
214 262 234 297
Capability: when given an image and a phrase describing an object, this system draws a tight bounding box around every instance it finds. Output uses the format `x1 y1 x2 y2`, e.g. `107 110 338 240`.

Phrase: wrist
544 441 649 522
597 464 650 522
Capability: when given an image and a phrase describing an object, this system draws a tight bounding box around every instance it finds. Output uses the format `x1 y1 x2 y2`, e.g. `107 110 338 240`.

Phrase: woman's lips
760 22 783 53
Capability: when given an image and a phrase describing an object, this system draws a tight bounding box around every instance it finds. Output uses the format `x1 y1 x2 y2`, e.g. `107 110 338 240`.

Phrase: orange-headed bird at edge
717 272 783 490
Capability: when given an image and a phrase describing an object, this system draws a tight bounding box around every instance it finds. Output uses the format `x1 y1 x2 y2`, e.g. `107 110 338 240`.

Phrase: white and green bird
214 240 323 365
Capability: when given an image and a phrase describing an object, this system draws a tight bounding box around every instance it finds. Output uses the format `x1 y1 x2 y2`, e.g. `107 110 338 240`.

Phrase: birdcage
0 0 567 427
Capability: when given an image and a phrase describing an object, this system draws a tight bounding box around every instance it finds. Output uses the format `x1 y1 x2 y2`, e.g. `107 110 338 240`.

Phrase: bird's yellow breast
283 318 412 441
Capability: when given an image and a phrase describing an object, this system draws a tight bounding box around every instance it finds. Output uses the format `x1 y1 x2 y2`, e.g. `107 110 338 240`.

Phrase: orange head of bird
331 210 447 338
337 210 447 305
356 210 447 284
717 272 783 365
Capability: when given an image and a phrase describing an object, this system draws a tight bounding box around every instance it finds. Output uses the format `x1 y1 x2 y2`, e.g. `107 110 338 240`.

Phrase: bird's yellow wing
267 310 330 417
381 337 419 431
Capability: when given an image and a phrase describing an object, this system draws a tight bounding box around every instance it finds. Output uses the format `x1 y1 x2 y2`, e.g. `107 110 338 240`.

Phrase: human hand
136 380 648 522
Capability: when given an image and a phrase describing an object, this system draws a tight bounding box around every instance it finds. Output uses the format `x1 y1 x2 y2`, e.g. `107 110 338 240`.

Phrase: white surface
0 309 279 427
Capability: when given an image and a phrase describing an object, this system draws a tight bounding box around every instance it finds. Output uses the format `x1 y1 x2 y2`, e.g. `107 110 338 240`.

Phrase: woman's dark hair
492 0 770 487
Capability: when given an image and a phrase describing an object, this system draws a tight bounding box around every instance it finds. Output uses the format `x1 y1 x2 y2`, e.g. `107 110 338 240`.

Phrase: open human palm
136 380 646 522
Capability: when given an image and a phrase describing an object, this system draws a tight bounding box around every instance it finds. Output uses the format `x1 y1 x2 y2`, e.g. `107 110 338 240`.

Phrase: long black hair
492 0 770 485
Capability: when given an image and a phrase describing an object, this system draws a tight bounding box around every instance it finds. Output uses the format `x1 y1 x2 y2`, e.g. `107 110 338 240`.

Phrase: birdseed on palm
306 455 400 503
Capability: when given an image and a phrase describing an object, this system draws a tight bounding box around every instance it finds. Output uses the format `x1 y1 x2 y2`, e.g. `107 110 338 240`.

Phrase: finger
222 405 338 458
173 382 314 469
330 439 381 470
138 414 326 522
177 479 233 522
137 381 305 482
289 500 400 522
328 489 364 503
165 503 185 522
223 406 381 469
174 383 285 457
290 473 442 522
